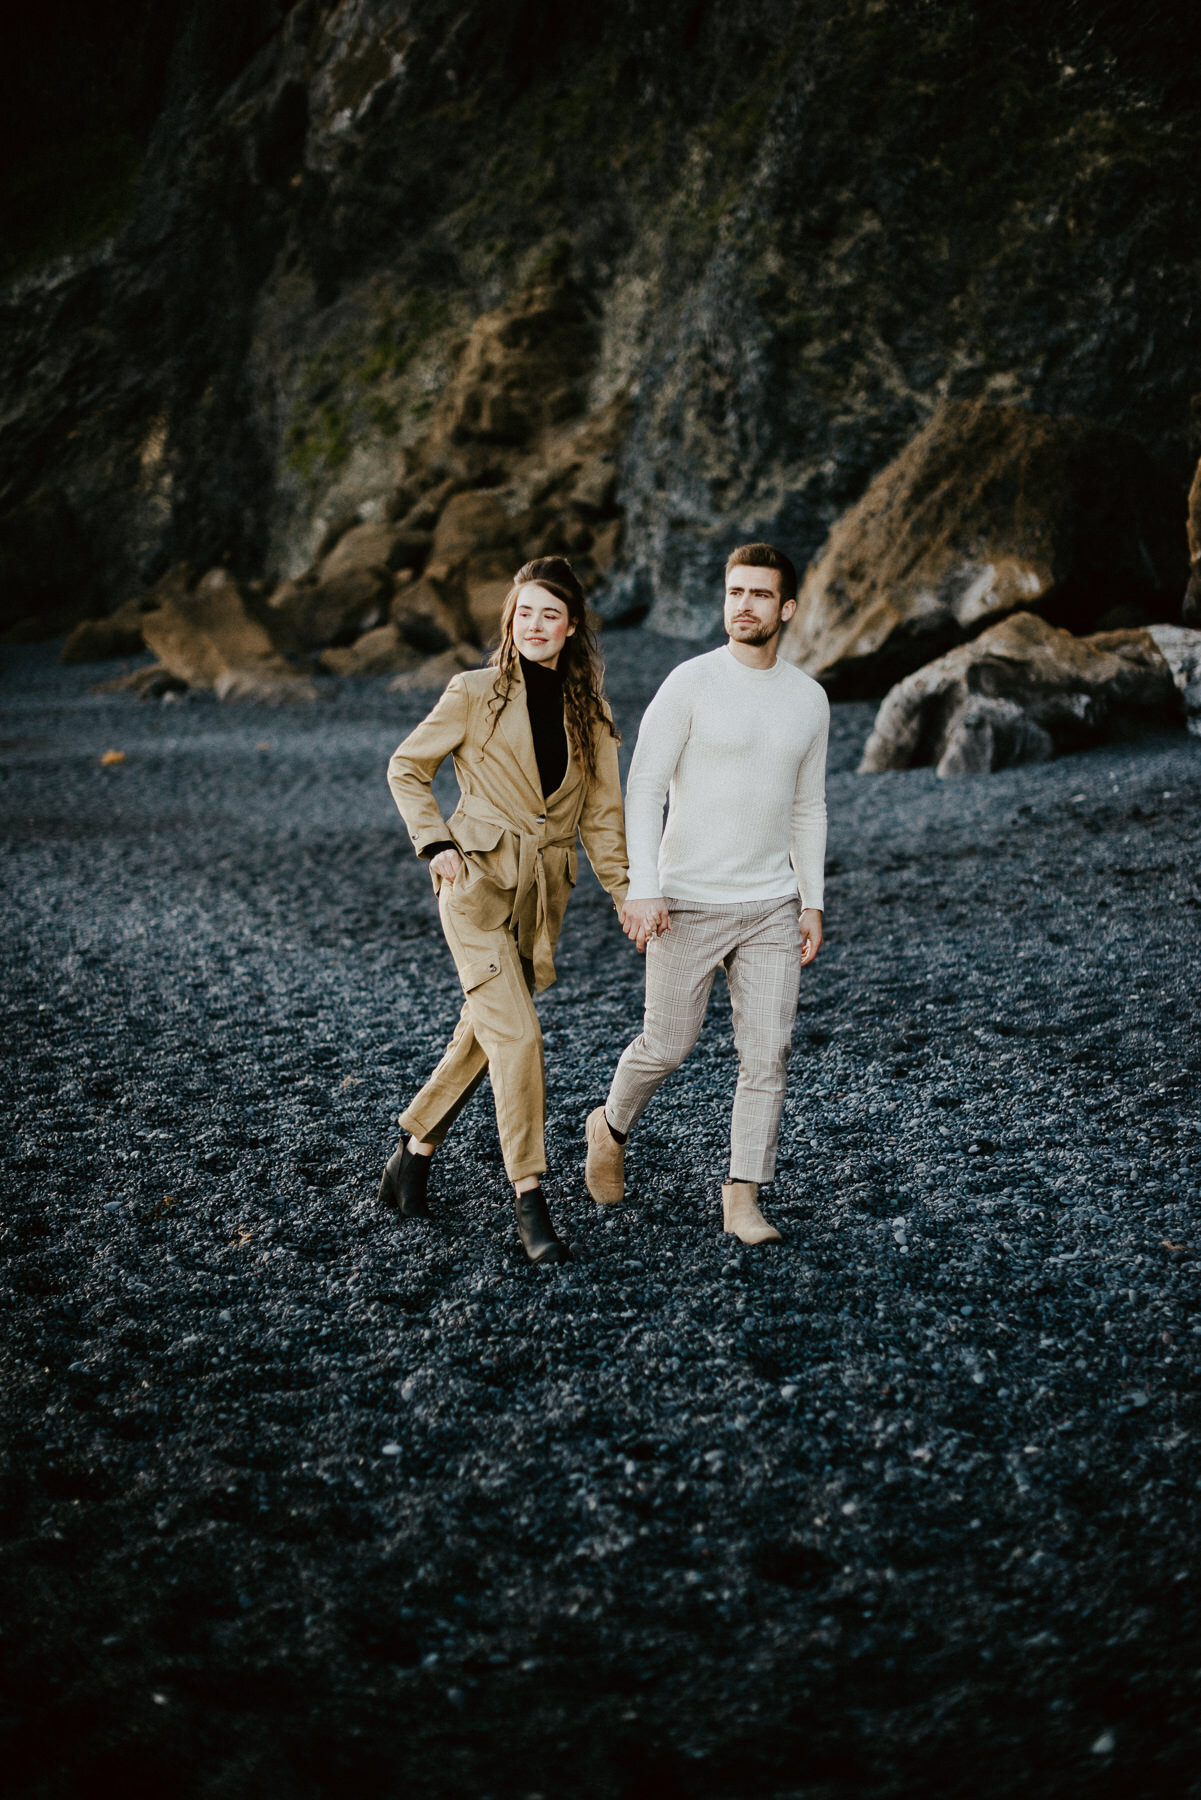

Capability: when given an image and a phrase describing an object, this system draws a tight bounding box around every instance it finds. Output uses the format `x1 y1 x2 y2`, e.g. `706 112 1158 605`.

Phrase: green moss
285 401 353 478
359 288 452 383
364 395 400 436
284 286 452 481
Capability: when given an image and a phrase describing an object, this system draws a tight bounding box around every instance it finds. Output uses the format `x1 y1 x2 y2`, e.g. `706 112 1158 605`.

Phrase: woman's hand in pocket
430 848 464 883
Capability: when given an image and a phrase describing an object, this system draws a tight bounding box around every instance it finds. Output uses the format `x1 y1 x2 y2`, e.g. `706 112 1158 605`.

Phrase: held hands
620 896 671 954
429 848 464 883
800 907 823 966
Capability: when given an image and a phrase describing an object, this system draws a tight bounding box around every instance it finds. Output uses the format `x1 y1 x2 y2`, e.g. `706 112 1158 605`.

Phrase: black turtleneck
419 655 569 861
519 653 568 798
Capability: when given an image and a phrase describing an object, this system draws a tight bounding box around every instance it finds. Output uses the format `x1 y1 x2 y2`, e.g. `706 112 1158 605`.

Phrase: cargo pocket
442 864 515 932
458 955 503 995
447 810 519 905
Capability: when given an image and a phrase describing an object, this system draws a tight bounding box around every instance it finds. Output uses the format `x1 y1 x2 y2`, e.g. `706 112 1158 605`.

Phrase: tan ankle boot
585 1106 625 1205
722 1181 783 1244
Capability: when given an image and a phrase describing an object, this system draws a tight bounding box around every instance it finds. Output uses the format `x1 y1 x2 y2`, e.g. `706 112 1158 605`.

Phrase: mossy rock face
3 0 1201 624
283 288 455 484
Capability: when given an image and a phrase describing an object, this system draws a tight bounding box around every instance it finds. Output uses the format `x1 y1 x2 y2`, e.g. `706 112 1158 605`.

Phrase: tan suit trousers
605 896 802 1184
399 880 547 1183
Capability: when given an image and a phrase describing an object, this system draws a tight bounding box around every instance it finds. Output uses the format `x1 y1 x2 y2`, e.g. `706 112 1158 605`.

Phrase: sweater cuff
420 840 457 861
626 865 664 900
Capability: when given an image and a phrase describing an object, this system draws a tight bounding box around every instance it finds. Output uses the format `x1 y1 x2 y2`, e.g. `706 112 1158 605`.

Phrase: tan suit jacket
387 664 629 991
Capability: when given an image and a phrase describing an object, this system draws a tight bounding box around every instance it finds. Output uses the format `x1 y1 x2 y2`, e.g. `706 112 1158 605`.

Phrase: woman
380 557 628 1264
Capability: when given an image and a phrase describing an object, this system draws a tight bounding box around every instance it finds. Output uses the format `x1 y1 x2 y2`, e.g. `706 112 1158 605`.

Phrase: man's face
723 565 796 647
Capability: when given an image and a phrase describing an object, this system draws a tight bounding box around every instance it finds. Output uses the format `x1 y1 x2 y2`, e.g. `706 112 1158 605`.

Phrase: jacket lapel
494 663 547 813
550 720 582 809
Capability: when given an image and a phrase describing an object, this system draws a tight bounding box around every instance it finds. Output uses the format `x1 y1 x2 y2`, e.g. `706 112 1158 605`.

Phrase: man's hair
724 542 798 602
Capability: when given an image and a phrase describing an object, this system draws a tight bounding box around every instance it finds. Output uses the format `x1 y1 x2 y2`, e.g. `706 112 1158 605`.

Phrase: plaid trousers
605 895 802 1184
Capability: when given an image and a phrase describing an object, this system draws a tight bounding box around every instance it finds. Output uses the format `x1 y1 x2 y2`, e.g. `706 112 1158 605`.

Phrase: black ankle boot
377 1142 432 1218
514 1186 569 1264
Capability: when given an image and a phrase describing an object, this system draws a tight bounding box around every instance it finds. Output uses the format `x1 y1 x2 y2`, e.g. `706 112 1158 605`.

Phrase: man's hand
620 896 671 954
800 907 823 966
429 848 464 883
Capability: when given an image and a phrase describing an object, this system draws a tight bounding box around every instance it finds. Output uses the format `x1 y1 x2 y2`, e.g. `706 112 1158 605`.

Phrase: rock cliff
3 0 1201 640
780 402 1188 697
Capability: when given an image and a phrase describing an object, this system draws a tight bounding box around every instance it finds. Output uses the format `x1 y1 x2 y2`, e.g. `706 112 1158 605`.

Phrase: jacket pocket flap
449 813 507 854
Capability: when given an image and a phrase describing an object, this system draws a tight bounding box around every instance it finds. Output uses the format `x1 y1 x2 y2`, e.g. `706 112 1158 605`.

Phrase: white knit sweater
625 646 829 907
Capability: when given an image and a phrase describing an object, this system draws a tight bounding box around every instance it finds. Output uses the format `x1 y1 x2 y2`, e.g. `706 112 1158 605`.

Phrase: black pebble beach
2 635 1200 1798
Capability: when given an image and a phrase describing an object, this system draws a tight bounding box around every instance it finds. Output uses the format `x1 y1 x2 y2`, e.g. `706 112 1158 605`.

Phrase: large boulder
213 667 319 704
267 566 392 651
91 663 189 699
1184 456 1201 626
781 402 1188 698
464 568 513 644
1147 623 1201 736
396 489 519 646
317 521 431 582
390 576 460 654
61 597 148 664
319 624 419 678
387 645 481 693
142 569 313 699
392 476 463 534
426 491 514 581
859 612 1188 777
61 563 194 663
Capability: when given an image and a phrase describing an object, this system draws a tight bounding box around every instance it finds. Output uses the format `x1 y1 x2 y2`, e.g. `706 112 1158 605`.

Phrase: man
585 543 828 1244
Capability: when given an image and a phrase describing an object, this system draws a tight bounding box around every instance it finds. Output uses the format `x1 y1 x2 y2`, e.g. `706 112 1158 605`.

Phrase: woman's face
511 585 575 669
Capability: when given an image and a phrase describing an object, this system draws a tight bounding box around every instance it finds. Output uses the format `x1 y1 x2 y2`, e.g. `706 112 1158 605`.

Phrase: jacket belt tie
513 825 574 991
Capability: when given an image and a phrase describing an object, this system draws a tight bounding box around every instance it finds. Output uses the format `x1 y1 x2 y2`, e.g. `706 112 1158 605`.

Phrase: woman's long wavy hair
487 557 618 786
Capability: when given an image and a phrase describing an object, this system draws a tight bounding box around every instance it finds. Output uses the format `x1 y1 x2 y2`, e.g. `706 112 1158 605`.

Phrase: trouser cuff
398 1109 450 1146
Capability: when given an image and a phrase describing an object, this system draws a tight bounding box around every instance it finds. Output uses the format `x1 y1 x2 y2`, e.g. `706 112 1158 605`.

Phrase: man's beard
730 619 778 647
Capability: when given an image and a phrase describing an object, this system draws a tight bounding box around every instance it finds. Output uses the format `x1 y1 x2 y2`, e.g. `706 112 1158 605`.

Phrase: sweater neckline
519 653 564 688
721 644 785 678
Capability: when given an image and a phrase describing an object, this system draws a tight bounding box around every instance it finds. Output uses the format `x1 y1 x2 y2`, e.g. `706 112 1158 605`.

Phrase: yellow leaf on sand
99 749 126 765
